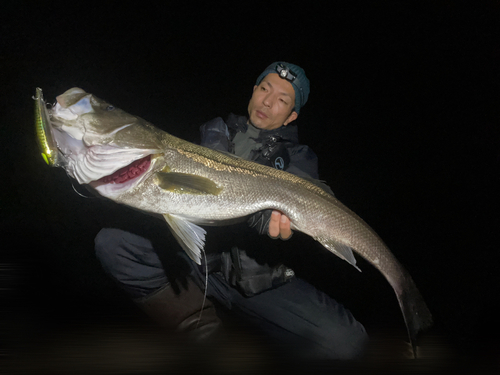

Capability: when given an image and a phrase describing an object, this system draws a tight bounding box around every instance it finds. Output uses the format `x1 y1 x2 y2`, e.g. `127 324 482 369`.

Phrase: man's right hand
268 210 293 240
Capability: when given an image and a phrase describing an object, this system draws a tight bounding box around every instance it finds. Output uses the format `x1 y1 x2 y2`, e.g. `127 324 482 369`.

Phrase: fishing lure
34 87 61 166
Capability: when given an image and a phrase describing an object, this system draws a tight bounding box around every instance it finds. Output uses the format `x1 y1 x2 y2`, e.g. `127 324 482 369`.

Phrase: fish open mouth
97 155 152 184
88 154 157 196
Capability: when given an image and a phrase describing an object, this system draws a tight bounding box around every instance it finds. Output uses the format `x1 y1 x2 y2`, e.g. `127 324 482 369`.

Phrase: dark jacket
198 114 333 296
200 113 323 180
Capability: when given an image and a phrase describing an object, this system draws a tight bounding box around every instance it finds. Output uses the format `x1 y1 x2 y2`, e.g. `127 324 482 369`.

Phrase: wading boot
134 277 222 343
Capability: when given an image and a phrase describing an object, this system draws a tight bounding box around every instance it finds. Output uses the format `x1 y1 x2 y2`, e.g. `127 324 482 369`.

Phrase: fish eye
105 105 115 111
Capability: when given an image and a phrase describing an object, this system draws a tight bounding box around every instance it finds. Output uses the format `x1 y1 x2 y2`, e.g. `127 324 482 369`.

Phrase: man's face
247 73 298 130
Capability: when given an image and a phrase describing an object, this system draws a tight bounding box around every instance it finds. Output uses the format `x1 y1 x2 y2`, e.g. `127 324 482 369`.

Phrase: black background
1 1 499 373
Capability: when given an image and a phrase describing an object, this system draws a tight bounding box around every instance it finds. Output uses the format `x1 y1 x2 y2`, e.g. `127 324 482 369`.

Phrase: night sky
2 2 499 373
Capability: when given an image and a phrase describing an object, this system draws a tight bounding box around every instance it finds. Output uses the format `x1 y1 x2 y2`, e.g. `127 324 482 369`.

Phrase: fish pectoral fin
156 172 222 195
162 214 206 265
316 237 361 272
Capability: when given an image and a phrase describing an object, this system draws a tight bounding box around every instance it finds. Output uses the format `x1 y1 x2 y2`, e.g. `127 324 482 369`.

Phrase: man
95 62 368 359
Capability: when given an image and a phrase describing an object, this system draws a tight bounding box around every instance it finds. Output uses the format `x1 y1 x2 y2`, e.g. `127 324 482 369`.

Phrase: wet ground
2 319 497 374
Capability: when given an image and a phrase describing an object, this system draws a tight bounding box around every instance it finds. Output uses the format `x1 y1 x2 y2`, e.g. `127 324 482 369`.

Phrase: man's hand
268 210 293 240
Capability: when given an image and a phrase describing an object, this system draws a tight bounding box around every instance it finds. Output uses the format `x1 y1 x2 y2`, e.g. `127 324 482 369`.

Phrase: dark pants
95 228 368 360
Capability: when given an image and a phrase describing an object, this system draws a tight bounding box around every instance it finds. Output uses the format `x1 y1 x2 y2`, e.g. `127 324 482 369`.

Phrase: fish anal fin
316 237 361 272
155 171 222 195
162 213 206 265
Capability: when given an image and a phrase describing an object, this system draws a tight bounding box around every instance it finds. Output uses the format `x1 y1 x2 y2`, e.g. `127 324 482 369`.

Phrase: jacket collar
226 113 299 143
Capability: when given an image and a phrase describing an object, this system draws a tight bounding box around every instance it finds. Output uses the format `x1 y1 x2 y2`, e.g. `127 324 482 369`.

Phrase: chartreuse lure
34 87 60 166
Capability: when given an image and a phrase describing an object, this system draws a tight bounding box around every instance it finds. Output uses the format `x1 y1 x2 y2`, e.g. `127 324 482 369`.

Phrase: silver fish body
35 87 432 356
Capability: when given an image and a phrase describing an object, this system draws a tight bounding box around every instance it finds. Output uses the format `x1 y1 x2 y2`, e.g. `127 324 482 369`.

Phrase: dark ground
1 1 499 374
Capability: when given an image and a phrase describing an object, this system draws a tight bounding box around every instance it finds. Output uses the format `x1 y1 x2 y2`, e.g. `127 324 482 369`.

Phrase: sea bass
34 87 432 356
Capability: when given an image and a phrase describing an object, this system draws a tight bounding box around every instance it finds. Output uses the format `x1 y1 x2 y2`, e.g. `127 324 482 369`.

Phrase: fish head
40 87 164 197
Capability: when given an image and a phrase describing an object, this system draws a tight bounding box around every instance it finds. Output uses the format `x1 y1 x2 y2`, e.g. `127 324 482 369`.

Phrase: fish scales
35 87 432 357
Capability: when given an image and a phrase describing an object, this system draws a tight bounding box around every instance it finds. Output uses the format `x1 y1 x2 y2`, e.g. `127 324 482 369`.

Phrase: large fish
34 87 432 356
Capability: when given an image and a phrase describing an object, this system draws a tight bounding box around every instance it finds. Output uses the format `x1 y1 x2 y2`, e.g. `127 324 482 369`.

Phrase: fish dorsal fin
162 213 206 265
315 237 361 272
156 171 222 195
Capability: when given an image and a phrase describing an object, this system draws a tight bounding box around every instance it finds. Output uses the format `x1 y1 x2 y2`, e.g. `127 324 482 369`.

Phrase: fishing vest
200 114 293 172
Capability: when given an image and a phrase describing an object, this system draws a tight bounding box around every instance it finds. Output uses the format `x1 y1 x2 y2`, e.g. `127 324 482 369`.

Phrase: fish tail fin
395 276 433 358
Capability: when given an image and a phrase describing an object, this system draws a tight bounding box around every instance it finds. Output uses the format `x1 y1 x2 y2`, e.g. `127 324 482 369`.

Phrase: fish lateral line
37 87 434 359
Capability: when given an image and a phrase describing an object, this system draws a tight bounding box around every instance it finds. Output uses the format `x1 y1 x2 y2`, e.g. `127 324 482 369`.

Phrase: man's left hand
268 210 293 240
